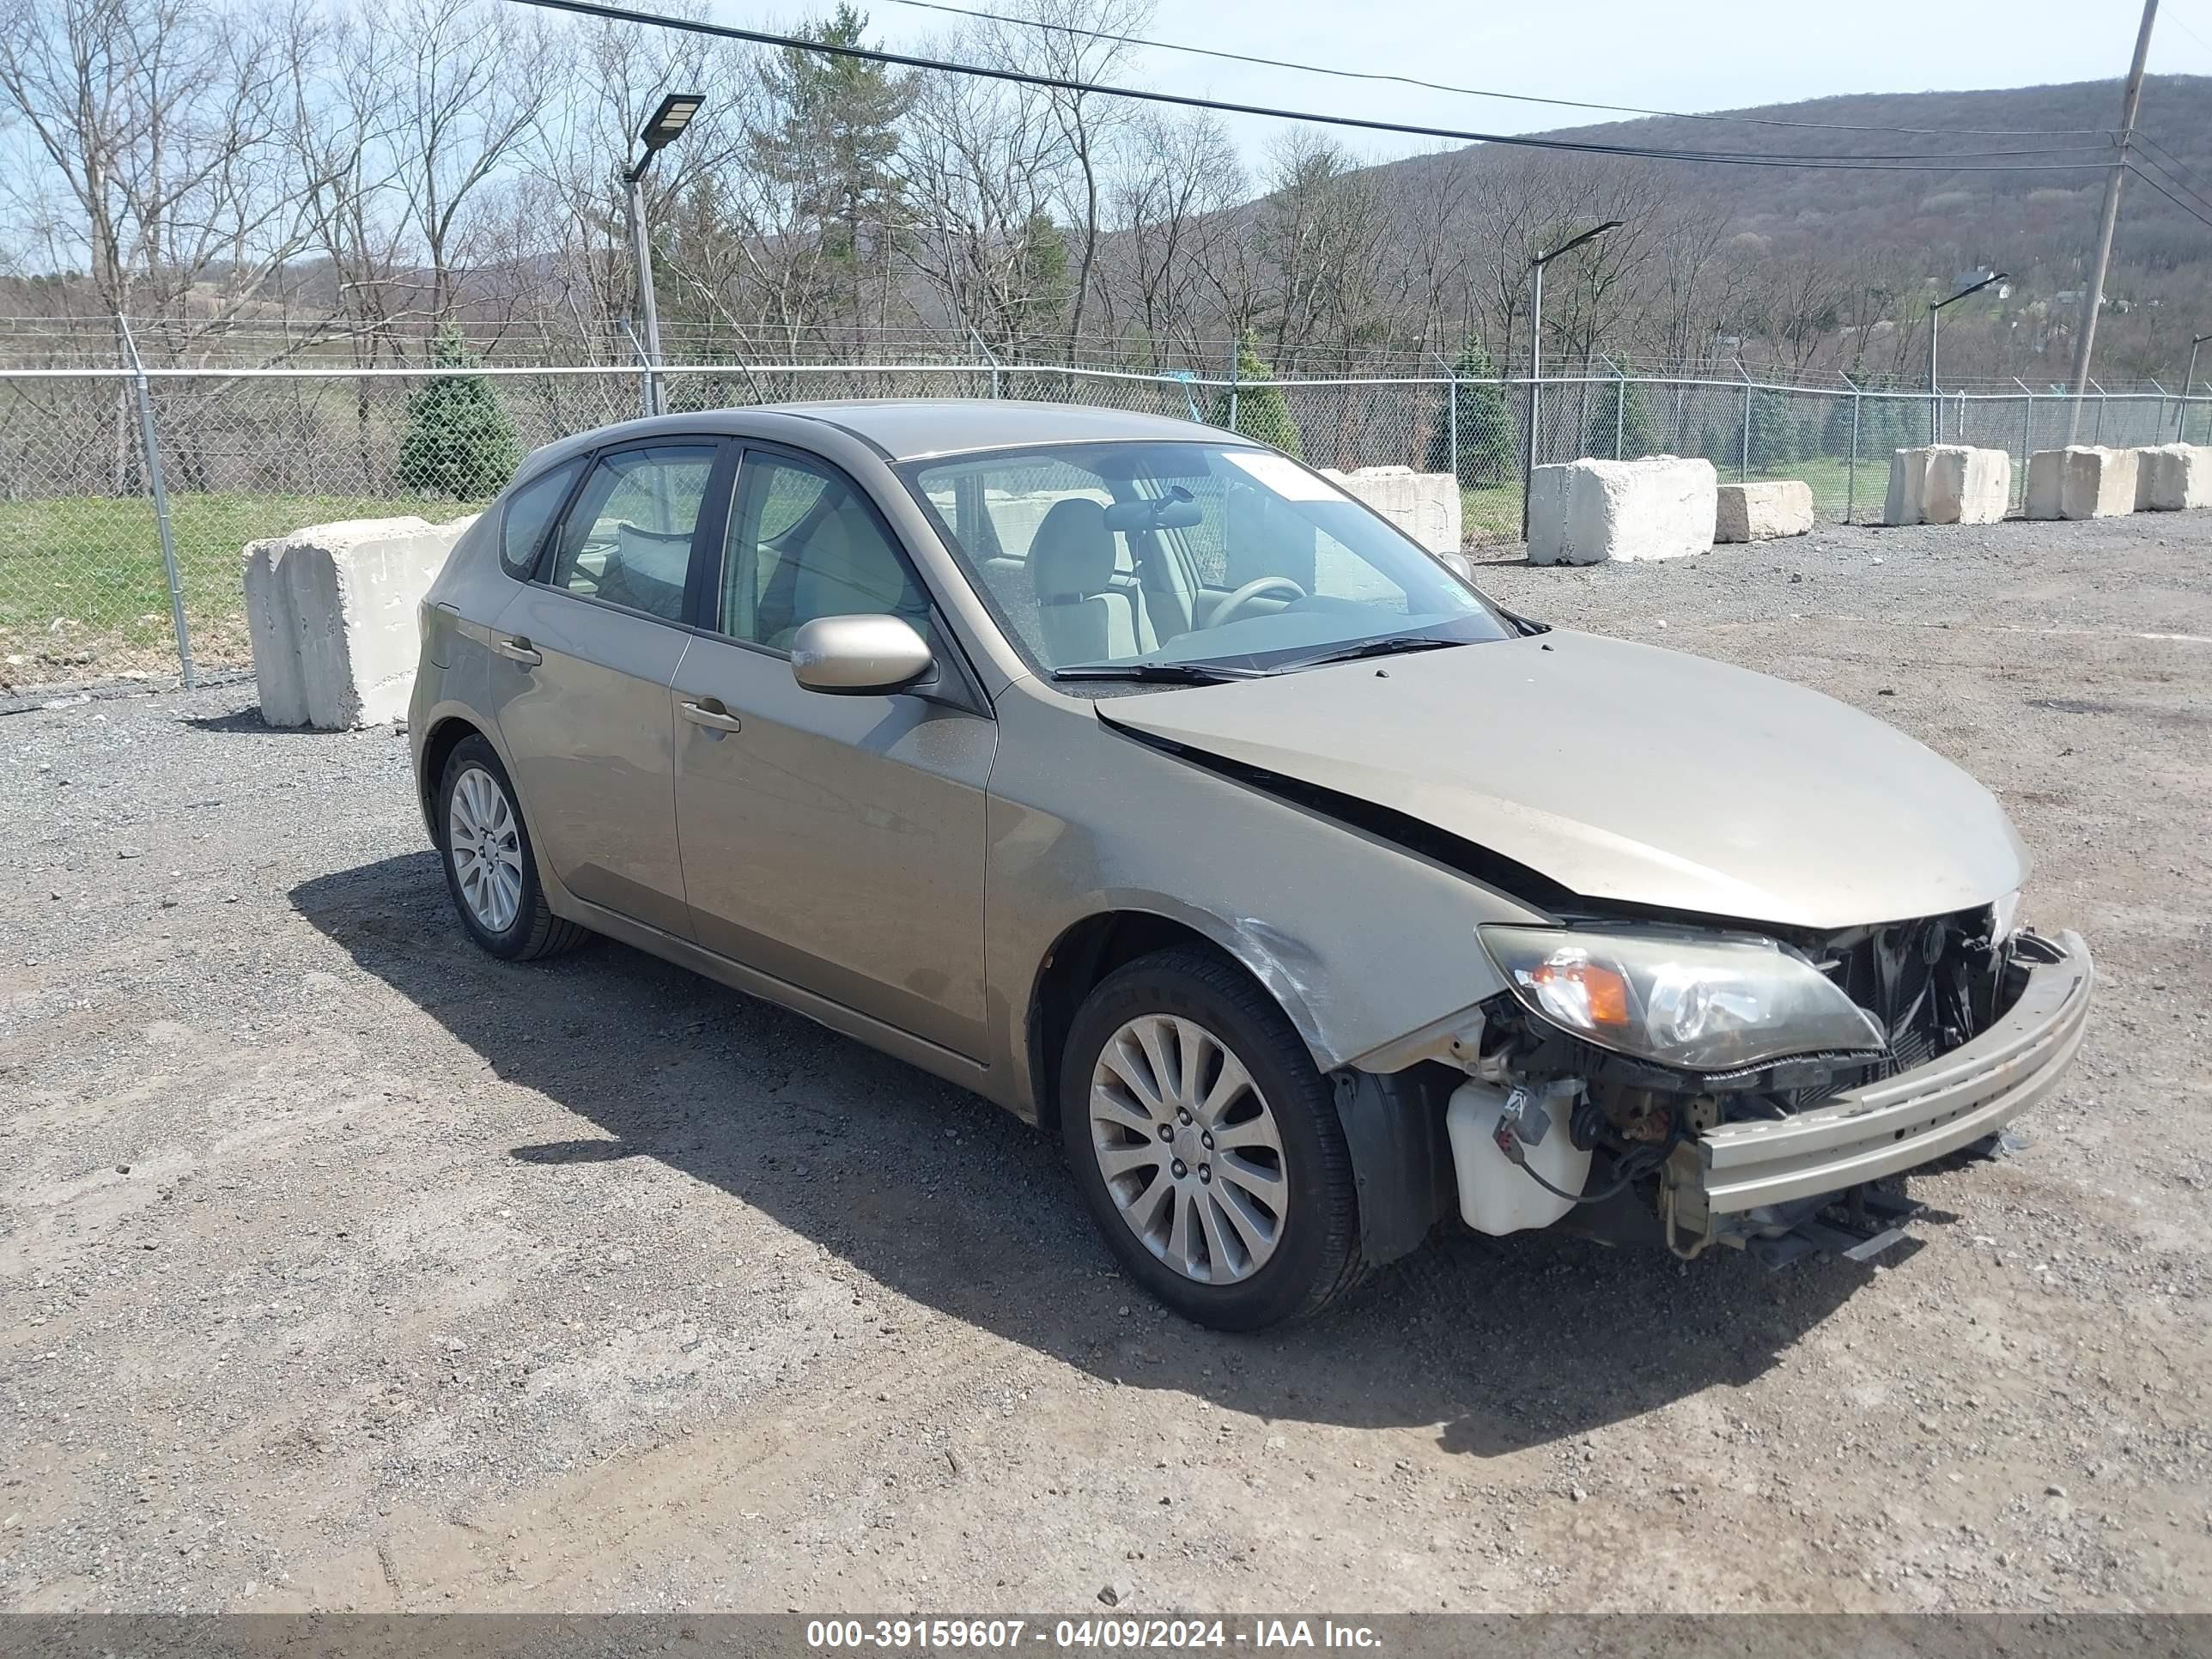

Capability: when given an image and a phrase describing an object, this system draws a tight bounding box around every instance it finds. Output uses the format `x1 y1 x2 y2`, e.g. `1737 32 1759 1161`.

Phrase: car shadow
292 853 1881 1461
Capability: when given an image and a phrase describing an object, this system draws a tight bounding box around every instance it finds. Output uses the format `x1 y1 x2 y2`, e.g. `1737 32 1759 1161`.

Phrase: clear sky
841 0 2212 166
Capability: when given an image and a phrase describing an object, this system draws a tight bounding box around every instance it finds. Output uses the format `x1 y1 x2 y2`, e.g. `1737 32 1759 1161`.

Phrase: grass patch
0 490 482 678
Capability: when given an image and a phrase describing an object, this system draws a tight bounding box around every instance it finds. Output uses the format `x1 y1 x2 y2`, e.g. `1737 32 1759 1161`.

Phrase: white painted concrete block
1526 465 1579 565
1714 479 1814 542
2135 443 2212 511
1527 455 1717 565
2026 446 2137 520
1319 465 1463 553
1923 446 2010 525
1884 448 1929 526
1884 445 2008 526
244 514 475 728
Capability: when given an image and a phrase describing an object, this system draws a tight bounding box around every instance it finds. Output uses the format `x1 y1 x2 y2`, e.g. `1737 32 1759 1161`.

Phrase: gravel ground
3 509 2209 1615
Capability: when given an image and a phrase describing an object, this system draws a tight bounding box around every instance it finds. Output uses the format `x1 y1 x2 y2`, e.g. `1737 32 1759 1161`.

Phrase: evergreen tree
746 5 912 320
395 328 520 499
1583 378 1663 460
1209 331 1303 458
1425 334 1514 484
1012 211 1071 342
1747 389 1800 471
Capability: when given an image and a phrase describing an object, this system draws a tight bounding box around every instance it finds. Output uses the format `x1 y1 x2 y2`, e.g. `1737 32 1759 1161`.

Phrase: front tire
1060 947 1366 1330
436 735 589 962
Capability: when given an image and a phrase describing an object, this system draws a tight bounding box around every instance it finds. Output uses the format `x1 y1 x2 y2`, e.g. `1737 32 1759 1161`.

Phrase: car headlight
1479 926 1887 1073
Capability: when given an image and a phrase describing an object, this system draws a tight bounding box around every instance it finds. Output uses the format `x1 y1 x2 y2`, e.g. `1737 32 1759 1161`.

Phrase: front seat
1029 498 1139 664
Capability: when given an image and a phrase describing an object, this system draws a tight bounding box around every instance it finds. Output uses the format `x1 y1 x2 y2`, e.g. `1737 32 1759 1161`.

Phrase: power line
2129 158 2212 228
2130 147 2212 218
2133 130 2212 194
875 0 2122 140
501 0 2122 173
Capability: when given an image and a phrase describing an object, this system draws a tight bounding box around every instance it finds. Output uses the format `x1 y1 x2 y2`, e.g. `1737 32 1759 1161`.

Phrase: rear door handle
679 698 744 735
494 636 542 666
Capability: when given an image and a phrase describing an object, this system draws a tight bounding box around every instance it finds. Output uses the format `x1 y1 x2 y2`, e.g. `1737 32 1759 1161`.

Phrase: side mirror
790 614 934 696
1435 549 1475 582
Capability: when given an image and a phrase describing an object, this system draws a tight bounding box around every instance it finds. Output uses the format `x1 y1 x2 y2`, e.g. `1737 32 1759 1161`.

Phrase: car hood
1101 629 2028 931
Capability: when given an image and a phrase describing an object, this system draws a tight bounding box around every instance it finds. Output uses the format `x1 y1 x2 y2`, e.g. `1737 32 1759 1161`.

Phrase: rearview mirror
790 614 933 696
1102 491 1203 533
1435 549 1474 582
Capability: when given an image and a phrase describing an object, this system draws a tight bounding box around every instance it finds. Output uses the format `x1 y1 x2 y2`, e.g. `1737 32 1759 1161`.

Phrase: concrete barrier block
1884 448 1930 526
1319 465 1462 553
1528 455 1717 564
244 514 475 728
1923 447 2010 525
2135 443 2212 511
2026 446 2137 520
1715 479 1814 542
1884 445 2008 525
1526 465 1579 564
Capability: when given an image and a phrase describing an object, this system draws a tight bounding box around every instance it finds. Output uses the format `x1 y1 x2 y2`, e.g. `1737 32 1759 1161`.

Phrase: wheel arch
417 713 489 843
1025 906 1330 1140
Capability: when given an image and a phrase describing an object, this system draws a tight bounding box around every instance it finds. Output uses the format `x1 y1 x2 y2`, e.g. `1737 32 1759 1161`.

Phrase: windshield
898 441 1513 678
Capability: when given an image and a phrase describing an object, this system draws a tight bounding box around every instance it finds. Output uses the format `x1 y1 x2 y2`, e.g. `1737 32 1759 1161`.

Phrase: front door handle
679 698 744 735
494 635 542 666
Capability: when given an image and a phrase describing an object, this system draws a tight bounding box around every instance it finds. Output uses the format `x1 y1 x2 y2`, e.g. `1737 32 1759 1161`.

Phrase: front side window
543 443 720 622
901 441 1509 678
719 452 932 651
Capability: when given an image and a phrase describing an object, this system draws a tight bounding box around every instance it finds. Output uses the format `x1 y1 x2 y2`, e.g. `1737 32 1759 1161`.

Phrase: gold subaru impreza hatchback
410 401 2092 1329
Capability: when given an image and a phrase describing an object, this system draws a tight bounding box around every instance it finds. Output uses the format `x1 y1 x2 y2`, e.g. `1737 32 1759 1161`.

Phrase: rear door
671 442 996 1059
489 438 732 939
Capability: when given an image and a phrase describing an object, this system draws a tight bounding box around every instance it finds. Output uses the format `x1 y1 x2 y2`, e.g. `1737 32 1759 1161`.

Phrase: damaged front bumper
1666 928 2094 1252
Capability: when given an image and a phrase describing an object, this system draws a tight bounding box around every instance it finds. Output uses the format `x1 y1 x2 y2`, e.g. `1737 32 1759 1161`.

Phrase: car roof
760 398 1258 462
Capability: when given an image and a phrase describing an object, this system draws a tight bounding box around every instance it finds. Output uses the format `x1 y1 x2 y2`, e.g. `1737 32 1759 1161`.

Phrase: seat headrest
1029 497 1117 602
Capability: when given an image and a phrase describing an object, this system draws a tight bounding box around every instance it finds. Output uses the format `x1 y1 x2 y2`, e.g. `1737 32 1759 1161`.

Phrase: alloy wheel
447 765 525 934
1087 1013 1288 1285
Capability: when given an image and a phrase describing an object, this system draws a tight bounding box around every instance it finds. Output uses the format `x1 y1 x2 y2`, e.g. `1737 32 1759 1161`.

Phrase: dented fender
977 689 1545 1118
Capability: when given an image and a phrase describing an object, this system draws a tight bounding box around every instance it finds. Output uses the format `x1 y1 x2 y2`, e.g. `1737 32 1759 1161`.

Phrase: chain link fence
3 356 2208 690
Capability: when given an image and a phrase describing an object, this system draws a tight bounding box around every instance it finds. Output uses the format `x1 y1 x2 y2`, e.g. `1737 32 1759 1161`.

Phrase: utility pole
2066 0 2158 441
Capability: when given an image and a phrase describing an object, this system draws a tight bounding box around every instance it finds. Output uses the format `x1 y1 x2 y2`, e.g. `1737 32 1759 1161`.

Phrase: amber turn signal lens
1528 958 1632 1027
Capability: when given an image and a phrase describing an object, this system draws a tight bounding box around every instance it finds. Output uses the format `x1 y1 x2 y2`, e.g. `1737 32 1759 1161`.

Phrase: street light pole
1929 270 2009 445
2180 331 2211 440
1520 220 1620 543
625 92 704 418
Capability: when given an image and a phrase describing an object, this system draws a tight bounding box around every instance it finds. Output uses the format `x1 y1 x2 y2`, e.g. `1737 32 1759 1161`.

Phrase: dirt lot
3 509 2209 1615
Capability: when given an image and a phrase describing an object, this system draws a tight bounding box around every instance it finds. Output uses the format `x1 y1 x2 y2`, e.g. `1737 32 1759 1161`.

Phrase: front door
672 444 995 1060
490 438 729 939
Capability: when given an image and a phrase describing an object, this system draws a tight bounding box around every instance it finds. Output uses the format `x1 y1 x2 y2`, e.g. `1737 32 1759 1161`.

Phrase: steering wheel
1207 575 1308 629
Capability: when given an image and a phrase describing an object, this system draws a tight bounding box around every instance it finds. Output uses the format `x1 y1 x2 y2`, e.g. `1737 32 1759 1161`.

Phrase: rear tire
1060 947 1366 1330
436 734 589 962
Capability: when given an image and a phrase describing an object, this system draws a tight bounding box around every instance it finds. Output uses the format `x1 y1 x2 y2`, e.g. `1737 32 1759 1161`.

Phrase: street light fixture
2180 331 2212 441
625 91 705 417
1928 270 2009 444
1521 220 1621 542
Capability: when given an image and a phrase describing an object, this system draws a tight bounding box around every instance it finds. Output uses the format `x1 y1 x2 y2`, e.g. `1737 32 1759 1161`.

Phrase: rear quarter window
499 460 581 580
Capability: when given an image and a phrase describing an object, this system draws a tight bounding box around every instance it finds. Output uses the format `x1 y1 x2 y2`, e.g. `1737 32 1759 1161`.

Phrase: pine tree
1425 334 1513 484
746 5 912 321
395 328 520 499
1209 331 1303 458
1583 378 1663 461
1747 390 1800 471
1012 211 1071 341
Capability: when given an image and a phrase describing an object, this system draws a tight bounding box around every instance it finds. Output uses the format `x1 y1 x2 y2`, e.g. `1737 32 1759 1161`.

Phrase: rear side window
500 461 580 580
542 444 720 623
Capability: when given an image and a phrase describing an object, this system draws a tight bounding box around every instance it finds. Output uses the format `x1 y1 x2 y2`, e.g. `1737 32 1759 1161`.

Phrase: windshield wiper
1052 661 1267 684
1276 635 1467 671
